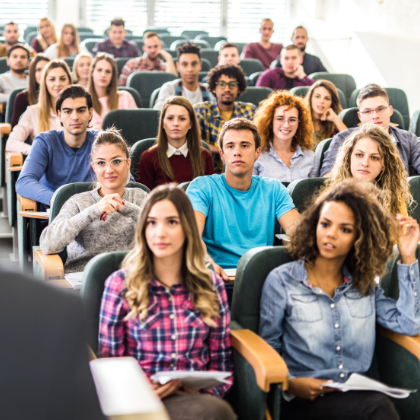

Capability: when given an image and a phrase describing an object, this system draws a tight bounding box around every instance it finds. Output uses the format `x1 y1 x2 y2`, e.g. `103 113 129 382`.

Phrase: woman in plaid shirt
99 185 236 420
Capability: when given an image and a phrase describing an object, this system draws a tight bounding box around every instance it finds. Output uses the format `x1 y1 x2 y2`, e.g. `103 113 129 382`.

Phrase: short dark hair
4 21 18 29
219 42 239 53
143 31 160 43
7 44 30 59
110 18 125 27
177 41 201 60
56 85 93 114
206 64 247 97
357 83 389 108
218 118 262 150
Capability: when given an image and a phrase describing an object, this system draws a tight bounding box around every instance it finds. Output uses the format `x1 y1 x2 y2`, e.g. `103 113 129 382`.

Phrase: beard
11 67 26 75
221 99 234 106
299 45 306 52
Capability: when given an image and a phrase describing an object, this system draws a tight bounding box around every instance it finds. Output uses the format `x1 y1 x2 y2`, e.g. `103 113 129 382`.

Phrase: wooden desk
0 122 11 135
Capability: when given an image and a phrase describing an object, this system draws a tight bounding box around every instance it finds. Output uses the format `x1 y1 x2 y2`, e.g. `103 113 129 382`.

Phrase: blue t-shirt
187 174 295 269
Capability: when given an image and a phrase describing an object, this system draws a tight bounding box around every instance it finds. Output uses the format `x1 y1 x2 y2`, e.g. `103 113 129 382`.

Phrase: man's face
143 36 162 60
292 28 308 52
280 49 301 74
58 97 93 136
358 96 393 131
218 47 240 66
260 20 274 42
176 53 201 84
3 24 19 45
213 74 239 106
7 48 29 74
108 25 126 47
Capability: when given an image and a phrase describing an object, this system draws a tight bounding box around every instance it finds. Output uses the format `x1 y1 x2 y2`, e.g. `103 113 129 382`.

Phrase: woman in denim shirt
259 179 420 420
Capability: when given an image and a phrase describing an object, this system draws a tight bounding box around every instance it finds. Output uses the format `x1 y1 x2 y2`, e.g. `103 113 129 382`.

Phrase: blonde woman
99 185 236 420
31 17 57 53
6 60 72 155
73 52 92 88
44 24 87 59
88 53 137 130
328 123 413 216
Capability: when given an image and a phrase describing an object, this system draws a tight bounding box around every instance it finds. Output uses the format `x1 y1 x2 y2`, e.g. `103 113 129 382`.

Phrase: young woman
306 79 347 146
31 17 58 53
99 184 236 420
253 90 318 182
11 54 50 127
40 129 147 274
329 123 413 216
44 24 87 59
6 59 72 155
88 53 137 130
259 179 420 420
72 52 92 88
137 96 214 190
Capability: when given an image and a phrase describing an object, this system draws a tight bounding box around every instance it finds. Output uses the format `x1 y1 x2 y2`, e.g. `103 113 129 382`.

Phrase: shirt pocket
138 301 162 331
184 301 208 332
290 294 323 323
344 291 373 318
299 168 311 179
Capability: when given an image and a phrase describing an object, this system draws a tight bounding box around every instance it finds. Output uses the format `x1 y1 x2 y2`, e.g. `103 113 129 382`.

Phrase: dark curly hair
177 41 201 60
206 64 247 98
287 178 398 295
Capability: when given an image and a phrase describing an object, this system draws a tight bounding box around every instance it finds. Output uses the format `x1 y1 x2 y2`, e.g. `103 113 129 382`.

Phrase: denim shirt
259 259 420 382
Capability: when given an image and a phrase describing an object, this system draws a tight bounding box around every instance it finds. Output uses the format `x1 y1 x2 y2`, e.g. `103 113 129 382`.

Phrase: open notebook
151 371 232 391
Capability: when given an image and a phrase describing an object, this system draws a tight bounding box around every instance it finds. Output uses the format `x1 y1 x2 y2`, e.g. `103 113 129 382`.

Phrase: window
1 1 49 28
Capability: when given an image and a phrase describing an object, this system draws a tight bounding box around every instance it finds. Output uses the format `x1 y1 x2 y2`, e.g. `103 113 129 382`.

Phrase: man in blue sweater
16 85 98 210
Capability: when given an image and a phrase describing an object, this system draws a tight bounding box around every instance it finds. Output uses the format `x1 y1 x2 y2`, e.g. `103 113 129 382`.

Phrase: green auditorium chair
338 107 405 129
78 32 104 42
103 28 133 36
118 87 142 108
62 57 74 71
174 57 212 71
239 87 272 108
290 86 347 109
160 35 187 49
181 30 208 39
24 31 38 46
249 71 263 86
132 40 143 51
239 59 264 77
178 181 191 191
171 39 211 50
314 137 333 171
115 57 130 77
195 35 227 49
77 27 93 34
127 71 177 109
200 49 219 68
409 110 420 137
287 178 328 213
149 88 160 108
142 28 169 35
0 57 10 74
309 72 356 102
23 26 37 40
199 71 209 82
80 38 105 53
81 250 288 420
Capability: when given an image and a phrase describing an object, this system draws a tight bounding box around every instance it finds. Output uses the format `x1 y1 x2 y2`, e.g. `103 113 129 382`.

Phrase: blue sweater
16 130 99 205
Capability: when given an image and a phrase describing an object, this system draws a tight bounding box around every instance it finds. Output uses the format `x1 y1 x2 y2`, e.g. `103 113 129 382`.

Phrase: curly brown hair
206 64 247 98
253 90 314 152
287 178 398 295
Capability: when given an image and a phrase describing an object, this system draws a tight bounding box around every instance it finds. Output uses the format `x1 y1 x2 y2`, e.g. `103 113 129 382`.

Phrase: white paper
64 272 84 290
25 212 49 218
151 370 232 390
322 373 415 399
275 234 290 242
224 269 237 277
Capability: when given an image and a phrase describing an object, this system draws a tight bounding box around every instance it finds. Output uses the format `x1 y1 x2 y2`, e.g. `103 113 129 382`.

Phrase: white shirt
0 72 28 103
167 142 189 158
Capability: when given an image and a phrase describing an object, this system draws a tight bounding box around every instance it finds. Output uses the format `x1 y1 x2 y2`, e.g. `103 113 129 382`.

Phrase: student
242 18 283 70
31 17 58 53
321 84 420 177
88 53 137 130
328 124 413 216
137 96 214 190
99 184 236 420
40 129 147 273
187 118 299 286
2 22 20 52
15 85 98 209
272 26 327 75
118 31 177 87
0 45 29 104
11 54 50 127
92 17 140 58
72 52 92 88
44 24 86 59
259 178 420 420
254 90 318 182
306 79 347 146
257 45 314 91
153 42 214 111
6 59 72 155
218 42 241 66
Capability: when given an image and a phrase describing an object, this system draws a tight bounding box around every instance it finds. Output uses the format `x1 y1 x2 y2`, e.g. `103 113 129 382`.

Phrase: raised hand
291 64 306 80
396 214 420 265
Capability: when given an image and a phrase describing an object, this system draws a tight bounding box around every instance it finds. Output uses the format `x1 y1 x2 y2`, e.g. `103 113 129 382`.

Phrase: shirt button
169 314 175 319
330 303 335 308
340 373 345 378
168 297 172 301
338 364 343 369
335 323 339 328
170 364 174 368
411 270 414 276
171 353 176 359
414 292 418 297
171 334 176 340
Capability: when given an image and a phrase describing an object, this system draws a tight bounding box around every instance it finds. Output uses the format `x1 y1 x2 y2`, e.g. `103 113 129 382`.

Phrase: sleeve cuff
397 259 419 281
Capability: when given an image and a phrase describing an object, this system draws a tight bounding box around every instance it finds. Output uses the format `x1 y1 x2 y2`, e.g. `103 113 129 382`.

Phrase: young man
321 84 420 177
92 18 140 58
187 118 299 286
153 42 214 110
256 44 314 90
2 22 20 51
242 18 283 70
118 32 177 86
0 45 29 104
273 26 327 75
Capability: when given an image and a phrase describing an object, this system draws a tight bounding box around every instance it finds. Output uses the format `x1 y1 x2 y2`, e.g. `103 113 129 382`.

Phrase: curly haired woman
328 123 413 216
259 178 420 420
253 90 318 182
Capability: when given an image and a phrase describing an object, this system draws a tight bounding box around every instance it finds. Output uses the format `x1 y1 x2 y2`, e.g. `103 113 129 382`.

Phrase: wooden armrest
88 346 97 361
6 152 23 168
0 122 11 135
17 194 37 211
19 211 48 219
33 249 64 281
380 327 420 362
230 329 288 392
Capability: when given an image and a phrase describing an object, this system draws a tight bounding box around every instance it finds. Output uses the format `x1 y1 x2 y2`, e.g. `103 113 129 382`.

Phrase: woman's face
350 137 384 182
316 201 357 261
163 104 192 143
76 56 92 80
145 199 185 261
92 59 113 89
35 59 49 85
62 27 75 47
40 21 52 38
45 67 71 99
311 86 332 118
272 105 299 144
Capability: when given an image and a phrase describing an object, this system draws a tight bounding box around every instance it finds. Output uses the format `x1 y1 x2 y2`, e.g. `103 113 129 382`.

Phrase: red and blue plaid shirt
92 39 141 58
99 268 232 397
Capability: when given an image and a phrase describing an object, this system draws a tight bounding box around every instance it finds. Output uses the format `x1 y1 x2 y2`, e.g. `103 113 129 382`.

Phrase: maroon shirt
136 147 214 190
242 42 283 70
256 68 314 90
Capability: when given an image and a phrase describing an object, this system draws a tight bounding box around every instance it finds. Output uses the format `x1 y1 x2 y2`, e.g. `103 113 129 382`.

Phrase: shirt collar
269 144 304 160
211 100 240 120
167 141 188 158
388 126 399 143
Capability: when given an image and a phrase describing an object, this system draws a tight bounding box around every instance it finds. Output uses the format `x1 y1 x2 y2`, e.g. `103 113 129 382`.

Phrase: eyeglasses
276 118 300 126
216 81 238 88
360 106 389 116
92 158 128 170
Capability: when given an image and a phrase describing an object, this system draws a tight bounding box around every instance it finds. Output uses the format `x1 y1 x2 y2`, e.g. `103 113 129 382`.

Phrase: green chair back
118 87 143 108
409 110 420 137
195 35 227 48
0 57 10 74
115 57 130 77
127 71 177 109
62 57 74 71
173 57 211 71
249 71 263 86
25 31 38 46
5 87 25 124
149 88 160 108
163 48 177 58
339 107 405 129
290 86 347 109
287 178 328 213
142 28 169 35
239 59 264 77
130 138 157 178
200 49 219 68
160 34 187 48
239 87 272 108
171 39 211 50
77 27 93 34
78 32 102 42
181 30 208 39
81 38 105 53
309 72 356 101
199 71 209 82
23 26 37 40
178 181 191 191
314 137 333 170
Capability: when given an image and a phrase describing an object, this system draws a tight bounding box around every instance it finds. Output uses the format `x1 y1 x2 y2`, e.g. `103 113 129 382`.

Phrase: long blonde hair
36 17 57 51
329 124 413 215
73 52 92 83
123 185 220 327
38 60 72 133
57 24 80 58
88 53 119 115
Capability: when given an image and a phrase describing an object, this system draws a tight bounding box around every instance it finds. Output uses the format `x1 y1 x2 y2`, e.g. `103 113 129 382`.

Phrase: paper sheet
224 269 237 277
151 371 232 390
64 272 84 290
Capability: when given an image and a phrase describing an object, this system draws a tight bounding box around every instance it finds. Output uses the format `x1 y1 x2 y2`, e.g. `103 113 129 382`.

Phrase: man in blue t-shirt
187 118 299 282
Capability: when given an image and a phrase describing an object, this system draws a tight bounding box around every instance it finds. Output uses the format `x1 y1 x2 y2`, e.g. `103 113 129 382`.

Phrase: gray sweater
40 187 147 273
0 72 28 103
